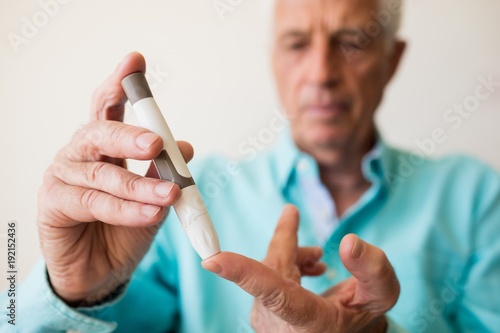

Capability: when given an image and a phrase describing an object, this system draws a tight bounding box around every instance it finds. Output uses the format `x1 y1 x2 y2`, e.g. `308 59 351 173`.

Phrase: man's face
272 0 404 164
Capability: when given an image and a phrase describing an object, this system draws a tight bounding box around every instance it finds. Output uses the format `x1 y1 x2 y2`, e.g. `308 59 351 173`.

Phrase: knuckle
50 160 69 181
117 198 128 218
37 183 50 209
38 169 59 204
102 89 123 111
37 179 66 227
80 189 101 211
90 120 110 146
85 162 108 186
91 83 122 116
232 268 252 287
38 179 51 200
74 122 93 142
106 121 129 146
259 280 298 318
71 121 106 159
91 86 104 107
54 143 71 162
92 119 109 137
121 174 142 196
313 246 323 259
301 256 318 273
41 164 56 183
259 287 309 326
261 287 288 312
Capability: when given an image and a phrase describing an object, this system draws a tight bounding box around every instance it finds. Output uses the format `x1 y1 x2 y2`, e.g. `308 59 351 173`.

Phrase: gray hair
260 0 403 43
381 0 403 41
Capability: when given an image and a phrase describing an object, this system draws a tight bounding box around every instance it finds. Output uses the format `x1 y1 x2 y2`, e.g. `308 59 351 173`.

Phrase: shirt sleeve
0 218 180 333
454 169 500 332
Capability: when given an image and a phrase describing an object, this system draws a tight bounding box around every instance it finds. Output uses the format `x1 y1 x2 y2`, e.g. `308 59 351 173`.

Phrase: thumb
339 234 400 313
90 51 147 122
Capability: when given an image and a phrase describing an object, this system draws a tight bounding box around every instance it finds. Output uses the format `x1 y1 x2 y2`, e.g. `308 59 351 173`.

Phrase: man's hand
202 205 399 333
37 52 193 305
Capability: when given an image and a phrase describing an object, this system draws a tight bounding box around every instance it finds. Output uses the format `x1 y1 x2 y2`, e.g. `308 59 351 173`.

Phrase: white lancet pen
121 72 221 260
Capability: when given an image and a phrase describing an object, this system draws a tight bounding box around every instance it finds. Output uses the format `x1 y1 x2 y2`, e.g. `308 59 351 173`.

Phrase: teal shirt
2 131 500 332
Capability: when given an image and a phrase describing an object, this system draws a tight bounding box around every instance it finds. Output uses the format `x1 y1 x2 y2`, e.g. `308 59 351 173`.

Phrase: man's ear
386 40 406 84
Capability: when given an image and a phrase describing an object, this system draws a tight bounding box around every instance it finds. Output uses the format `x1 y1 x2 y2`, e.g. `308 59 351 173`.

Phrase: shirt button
297 158 308 172
326 268 337 281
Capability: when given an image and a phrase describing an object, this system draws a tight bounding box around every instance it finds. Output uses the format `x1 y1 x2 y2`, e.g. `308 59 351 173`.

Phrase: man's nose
306 41 340 88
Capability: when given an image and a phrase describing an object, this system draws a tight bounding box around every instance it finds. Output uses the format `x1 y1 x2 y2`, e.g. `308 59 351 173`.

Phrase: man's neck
316 137 376 218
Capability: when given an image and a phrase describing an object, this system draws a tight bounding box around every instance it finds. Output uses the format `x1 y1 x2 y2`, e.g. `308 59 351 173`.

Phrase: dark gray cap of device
121 72 153 105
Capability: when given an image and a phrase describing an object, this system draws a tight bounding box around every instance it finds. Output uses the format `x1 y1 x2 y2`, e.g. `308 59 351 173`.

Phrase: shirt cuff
14 260 119 332
44 267 128 316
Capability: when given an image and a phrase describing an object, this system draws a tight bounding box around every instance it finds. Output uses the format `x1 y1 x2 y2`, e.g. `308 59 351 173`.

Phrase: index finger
264 205 300 273
90 52 146 122
202 252 323 328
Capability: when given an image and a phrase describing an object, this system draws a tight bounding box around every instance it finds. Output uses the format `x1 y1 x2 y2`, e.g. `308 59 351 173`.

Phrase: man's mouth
304 101 351 118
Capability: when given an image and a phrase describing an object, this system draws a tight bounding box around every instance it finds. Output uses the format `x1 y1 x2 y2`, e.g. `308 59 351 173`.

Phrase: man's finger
297 246 326 277
202 252 322 327
55 161 180 207
61 121 163 162
38 178 168 228
63 121 194 165
176 140 195 164
90 52 146 122
339 234 400 313
264 205 300 272
145 140 194 179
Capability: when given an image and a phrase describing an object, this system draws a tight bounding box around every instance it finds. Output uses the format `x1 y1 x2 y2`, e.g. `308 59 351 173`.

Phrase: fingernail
351 236 365 259
155 182 174 198
202 260 222 274
141 205 161 218
136 133 158 151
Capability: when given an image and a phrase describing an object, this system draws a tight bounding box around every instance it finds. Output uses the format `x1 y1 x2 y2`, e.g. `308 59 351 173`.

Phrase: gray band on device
154 150 195 189
121 72 153 105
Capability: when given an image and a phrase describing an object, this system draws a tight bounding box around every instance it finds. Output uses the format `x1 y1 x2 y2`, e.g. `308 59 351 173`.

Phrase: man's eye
340 42 362 50
287 42 308 51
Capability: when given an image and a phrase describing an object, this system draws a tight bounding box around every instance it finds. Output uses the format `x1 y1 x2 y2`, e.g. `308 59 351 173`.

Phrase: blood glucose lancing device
121 72 221 260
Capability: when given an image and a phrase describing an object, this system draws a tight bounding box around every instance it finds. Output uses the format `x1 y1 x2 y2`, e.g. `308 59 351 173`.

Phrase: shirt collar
271 127 387 190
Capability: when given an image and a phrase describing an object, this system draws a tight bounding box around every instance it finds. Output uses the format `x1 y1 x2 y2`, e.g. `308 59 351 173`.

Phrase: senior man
2 0 500 332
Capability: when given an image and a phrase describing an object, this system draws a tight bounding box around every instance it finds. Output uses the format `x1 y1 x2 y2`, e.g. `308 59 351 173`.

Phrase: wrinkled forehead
273 0 381 36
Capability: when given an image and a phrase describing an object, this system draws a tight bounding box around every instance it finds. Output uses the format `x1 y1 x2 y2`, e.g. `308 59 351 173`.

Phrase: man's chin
310 126 349 147
296 129 349 153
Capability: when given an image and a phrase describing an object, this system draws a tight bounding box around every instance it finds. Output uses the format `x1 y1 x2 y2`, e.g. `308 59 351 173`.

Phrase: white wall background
1 0 499 290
